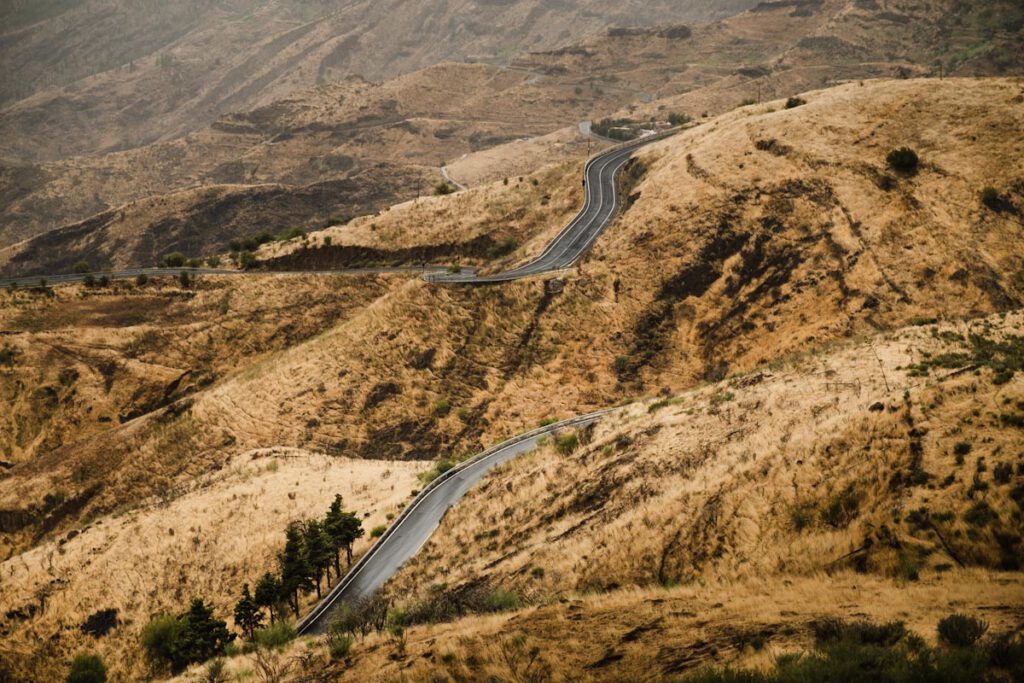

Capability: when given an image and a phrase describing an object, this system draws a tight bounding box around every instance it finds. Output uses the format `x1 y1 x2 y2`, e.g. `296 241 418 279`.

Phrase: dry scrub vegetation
392 311 1024 599
1 77 1022 681
0 449 420 680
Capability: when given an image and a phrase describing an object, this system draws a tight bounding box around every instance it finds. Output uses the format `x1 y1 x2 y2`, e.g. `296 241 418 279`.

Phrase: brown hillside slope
1 78 1021 553
0 0 757 163
333 312 1024 682
0 449 421 681
5 0 1023 274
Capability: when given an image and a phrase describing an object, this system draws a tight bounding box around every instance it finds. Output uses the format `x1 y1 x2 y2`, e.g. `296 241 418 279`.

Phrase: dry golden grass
316 571 1024 682
2 77 1022 681
389 311 1024 600
0 449 420 682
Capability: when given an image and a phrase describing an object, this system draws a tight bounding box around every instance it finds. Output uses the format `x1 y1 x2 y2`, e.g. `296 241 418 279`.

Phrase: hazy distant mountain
0 0 759 162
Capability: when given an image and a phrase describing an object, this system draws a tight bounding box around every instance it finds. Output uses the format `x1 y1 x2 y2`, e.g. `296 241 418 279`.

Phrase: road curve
297 408 614 635
297 131 674 633
425 130 673 284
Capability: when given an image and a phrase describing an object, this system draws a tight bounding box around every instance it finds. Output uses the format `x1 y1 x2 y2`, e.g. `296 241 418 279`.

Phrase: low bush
370 525 387 538
162 252 186 268
785 96 806 109
682 616 1019 683
886 146 919 173
67 653 107 683
937 613 988 647
73 261 91 274
820 485 862 528
554 432 579 455
252 622 296 650
434 182 455 196
328 633 354 659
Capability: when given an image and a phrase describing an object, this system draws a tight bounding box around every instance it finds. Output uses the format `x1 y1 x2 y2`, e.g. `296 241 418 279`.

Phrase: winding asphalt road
425 130 672 284
296 409 613 635
297 131 672 634
1 128 670 635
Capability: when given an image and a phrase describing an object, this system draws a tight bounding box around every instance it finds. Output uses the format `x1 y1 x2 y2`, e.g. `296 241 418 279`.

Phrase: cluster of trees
235 494 364 631
141 599 235 675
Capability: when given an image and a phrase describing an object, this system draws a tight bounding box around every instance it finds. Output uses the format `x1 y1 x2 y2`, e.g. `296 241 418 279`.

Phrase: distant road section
425 130 672 284
0 266 446 289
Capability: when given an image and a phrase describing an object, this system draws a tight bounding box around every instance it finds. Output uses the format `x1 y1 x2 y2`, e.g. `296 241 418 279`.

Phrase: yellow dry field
0 449 420 681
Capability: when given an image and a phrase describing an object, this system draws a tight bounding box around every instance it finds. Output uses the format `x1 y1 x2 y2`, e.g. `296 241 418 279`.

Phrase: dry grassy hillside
391 311 1024 599
519 0 1024 126
167 310 1024 683
0 273 395 474
5 0 1022 277
2 77 1020 546
0 0 757 162
332 311 1024 681
0 63 599 257
0 449 421 681
0 76 1021 680
303 573 1024 682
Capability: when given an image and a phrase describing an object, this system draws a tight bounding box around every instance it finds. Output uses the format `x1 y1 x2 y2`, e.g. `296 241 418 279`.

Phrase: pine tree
324 494 346 578
253 573 281 625
233 583 263 639
279 522 313 616
338 511 365 566
175 598 235 670
303 520 333 597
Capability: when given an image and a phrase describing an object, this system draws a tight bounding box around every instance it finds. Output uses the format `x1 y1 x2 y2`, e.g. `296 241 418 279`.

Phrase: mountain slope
0 0 758 162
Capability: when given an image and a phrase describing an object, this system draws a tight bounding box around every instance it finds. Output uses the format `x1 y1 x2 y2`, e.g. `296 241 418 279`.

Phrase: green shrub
238 251 257 270
668 112 692 126
886 146 919 173
141 600 234 673
980 186 1001 209
813 618 906 647
162 252 186 268
434 182 455 196
67 653 107 683
328 633 354 659
482 589 520 613
178 271 191 288
206 256 221 268
253 622 296 650
938 613 988 647
141 614 184 670
323 236 333 246
447 264 461 274
73 261 91 274
82 274 95 287
785 96 806 109
554 432 579 455
371 524 387 538
135 273 149 286
434 399 451 416
420 459 455 485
